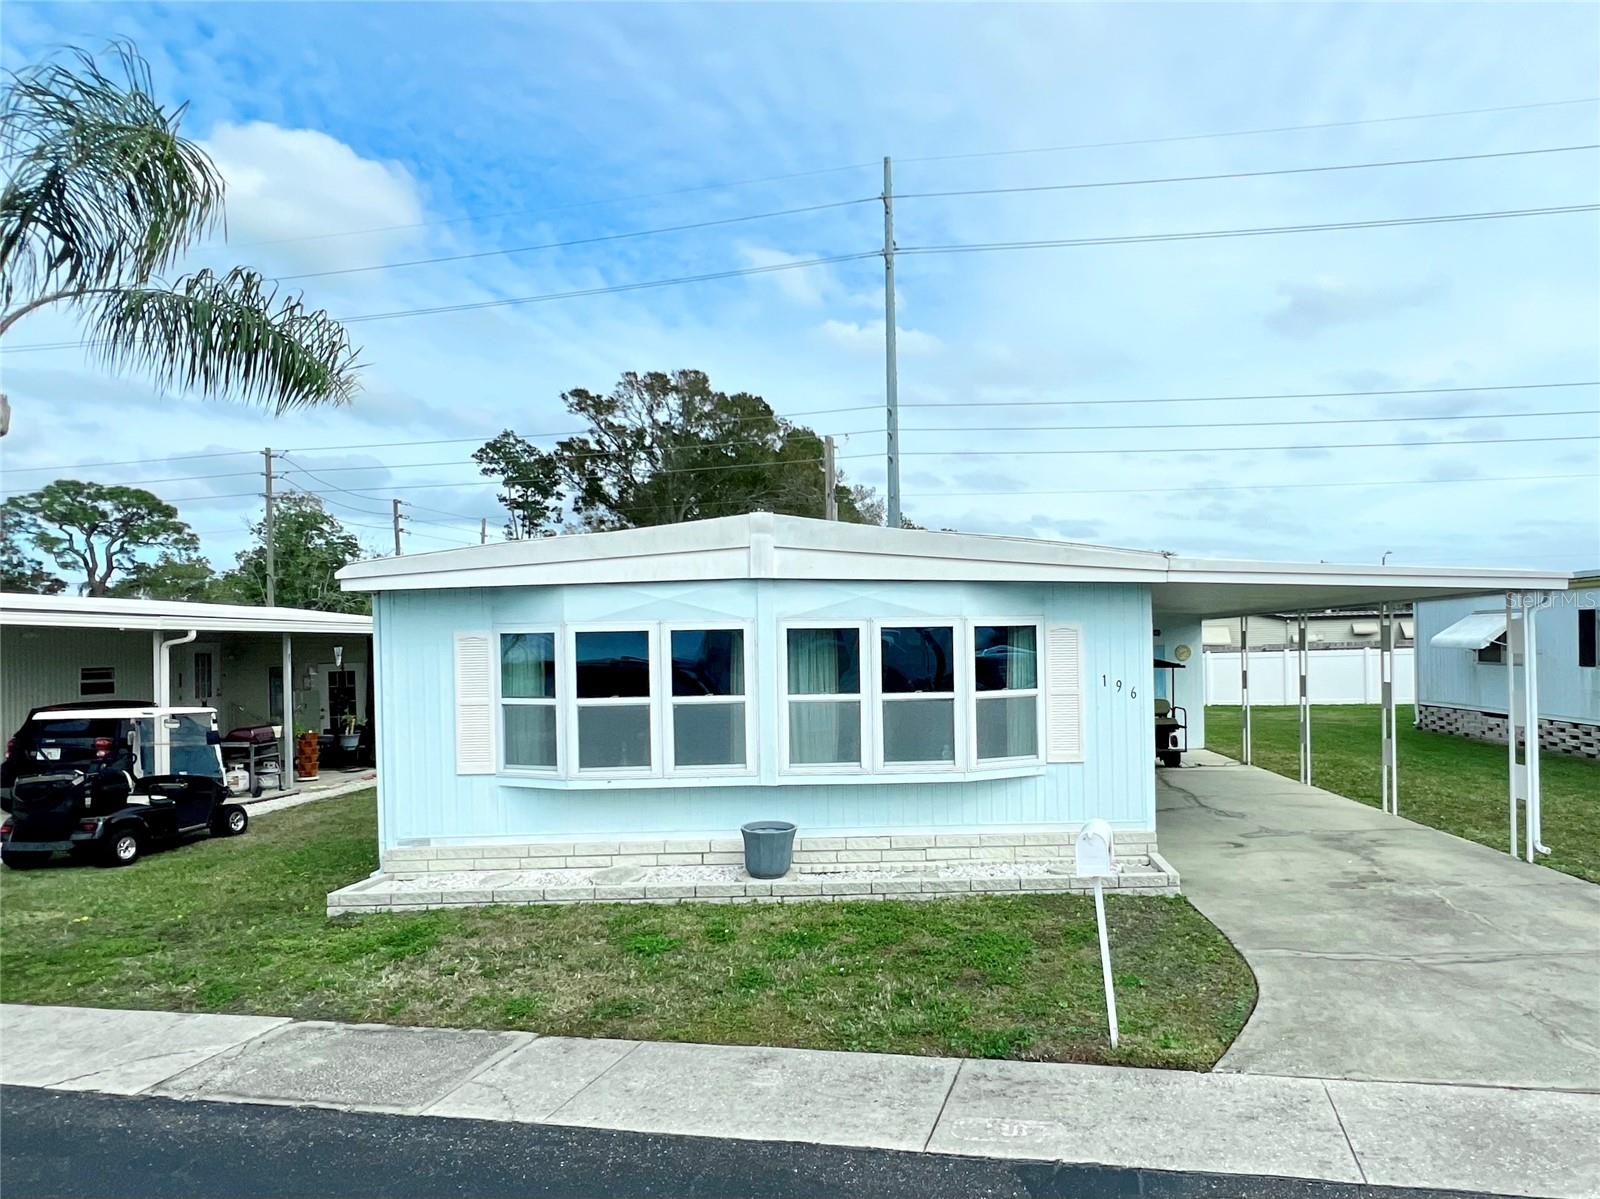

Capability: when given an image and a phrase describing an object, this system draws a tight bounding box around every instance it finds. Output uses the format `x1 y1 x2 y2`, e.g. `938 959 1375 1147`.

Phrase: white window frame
496 627 561 776
873 619 965 773
566 622 661 779
968 618 1047 768
778 619 871 775
663 621 757 778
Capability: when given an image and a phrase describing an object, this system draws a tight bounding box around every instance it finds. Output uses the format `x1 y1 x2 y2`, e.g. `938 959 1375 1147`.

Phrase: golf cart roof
31 706 218 722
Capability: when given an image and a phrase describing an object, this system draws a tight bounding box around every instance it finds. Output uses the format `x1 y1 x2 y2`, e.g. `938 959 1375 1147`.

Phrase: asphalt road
0 1086 1474 1199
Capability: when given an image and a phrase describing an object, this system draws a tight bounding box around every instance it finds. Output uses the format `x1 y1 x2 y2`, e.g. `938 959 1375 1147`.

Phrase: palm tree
0 42 360 431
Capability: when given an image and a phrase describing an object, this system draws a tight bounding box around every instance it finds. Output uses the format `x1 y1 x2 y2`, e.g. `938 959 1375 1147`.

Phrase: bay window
500 632 558 770
784 625 865 768
668 627 750 771
879 623 958 767
573 628 654 773
973 624 1041 762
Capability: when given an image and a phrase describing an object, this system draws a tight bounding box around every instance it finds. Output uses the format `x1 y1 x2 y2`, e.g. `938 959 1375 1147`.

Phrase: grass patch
0 790 1256 1069
1206 704 1600 884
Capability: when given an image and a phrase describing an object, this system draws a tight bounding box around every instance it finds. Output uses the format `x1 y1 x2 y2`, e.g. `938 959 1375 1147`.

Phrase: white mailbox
1075 819 1117 878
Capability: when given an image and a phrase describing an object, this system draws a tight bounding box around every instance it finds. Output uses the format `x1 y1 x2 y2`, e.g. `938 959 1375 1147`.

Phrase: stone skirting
328 826 1177 914
1417 704 1600 760
377 827 1160 877
327 852 1180 914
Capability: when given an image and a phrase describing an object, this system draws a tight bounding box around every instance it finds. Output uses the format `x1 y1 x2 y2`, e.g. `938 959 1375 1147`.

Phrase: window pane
883 698 955 763
786 628 859 695
504 705 557 768
671 629 745 697
788 700 862 765
975 625 1037 692
575 630 650 698
881 627 954 693
501 633 556 699
977 695 1038 760
578 704 651 770
674 701 746 767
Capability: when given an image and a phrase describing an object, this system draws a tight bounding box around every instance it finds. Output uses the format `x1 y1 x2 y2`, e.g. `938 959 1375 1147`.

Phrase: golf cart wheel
214 804 249 837
102 829 142 867
1 848 50 870
1159 751 1182 768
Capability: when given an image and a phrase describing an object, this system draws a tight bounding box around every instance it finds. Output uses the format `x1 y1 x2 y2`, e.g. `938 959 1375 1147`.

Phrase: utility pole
823 435 838 521
262 448 276 607
392 499 404 556
882 155 901 530
480 517 488 544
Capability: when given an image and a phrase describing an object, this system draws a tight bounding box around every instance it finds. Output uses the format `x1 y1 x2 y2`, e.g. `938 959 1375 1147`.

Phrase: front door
179 643 221 709
315 664 365 733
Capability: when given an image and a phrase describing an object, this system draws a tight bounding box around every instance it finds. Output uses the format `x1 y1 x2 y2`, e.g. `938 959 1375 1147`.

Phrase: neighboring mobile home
1416 571 1600 758
0 595 374 782
330 515 1566 912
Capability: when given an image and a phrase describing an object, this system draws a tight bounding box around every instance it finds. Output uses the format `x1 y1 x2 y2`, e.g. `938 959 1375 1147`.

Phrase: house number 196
1101 675 1137 699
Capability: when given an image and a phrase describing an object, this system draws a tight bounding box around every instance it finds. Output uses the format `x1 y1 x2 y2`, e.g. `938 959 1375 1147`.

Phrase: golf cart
1154 657 1188 768
1 705 248 869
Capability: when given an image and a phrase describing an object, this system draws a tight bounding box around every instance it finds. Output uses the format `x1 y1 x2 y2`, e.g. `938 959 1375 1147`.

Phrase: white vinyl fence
1204 647 1415 706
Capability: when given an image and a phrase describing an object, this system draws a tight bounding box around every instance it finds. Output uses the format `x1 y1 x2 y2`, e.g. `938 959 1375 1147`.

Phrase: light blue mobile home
1416 574 1600 758
334 515 1567 909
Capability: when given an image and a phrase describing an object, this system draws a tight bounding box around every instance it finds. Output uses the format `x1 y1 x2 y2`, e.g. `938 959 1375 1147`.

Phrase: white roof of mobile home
337 513 1568 620
0 594 372 636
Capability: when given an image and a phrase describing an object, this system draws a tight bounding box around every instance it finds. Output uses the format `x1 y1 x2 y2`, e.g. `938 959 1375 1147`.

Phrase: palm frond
0 40 222 305
88 267 361 412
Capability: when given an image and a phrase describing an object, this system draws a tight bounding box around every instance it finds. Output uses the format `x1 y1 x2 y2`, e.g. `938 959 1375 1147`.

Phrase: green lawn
0 790 1255 1070
1206 704 1600 884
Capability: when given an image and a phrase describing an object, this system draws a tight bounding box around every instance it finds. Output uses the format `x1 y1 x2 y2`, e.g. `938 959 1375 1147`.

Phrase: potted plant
295 729 320 781
337 713 360 752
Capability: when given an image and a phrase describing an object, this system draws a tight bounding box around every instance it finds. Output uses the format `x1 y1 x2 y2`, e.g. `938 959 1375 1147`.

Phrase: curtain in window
787 628 860 764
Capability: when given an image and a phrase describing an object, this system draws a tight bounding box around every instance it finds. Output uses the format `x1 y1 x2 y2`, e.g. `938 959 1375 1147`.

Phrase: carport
1150 557 1570 865
0 595 372 791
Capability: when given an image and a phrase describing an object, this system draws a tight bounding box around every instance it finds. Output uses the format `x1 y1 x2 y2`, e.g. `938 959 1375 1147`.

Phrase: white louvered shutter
1045 624 1084 762
454 633 495 774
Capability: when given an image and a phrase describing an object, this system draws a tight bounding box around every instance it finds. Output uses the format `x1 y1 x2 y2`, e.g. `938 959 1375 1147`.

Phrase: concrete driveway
1158 760 1600 1091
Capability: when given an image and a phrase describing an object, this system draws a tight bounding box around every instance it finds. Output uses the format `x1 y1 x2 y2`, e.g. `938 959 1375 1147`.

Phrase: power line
895 97 1600 166
904 471 1599 499
0 447 258 475
274 196 876 281
225 95 1600 246
899 380 1599 410
899 203 1599 258
900 433 1594 458
900 409 1593 436
895 144 1600 201
7 199 1591 350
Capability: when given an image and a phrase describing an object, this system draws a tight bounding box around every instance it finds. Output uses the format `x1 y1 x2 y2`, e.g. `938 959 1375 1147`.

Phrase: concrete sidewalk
3 1004 1595 1198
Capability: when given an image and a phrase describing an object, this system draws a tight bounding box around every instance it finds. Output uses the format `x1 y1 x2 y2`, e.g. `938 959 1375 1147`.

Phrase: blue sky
2 2 1597 576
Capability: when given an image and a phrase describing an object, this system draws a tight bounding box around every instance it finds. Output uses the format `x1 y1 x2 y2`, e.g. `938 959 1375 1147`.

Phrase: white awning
1430 611 1506 649
1202 626 1233 646
1350 620 1379 635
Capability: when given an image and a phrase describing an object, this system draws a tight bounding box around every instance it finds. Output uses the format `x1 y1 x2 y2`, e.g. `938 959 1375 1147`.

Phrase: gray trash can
741 820 797 879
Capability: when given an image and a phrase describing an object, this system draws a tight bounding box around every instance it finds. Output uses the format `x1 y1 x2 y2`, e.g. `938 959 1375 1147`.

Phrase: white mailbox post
1075 819 1120 1049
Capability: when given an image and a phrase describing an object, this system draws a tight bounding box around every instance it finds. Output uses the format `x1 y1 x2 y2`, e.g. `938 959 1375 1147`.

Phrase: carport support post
281 633 294 789
1379 604 1398 816
1297 613 1311 785
1238 617 1252 764
1506 592 1548 862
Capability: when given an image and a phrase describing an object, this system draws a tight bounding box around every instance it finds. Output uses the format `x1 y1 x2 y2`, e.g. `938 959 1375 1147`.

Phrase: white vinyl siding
453 633 495 774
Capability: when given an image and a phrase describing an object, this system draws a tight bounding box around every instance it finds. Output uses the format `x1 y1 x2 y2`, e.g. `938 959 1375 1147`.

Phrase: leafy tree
0 42 359 434
0 505 65 593
1 479 200 595
215 493 368 613
107 551 218 601
475 370 881 536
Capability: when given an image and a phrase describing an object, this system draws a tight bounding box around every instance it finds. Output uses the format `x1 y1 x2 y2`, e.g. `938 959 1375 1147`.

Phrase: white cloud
199 121 426 272
737 244 832 306
820 319 942 356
